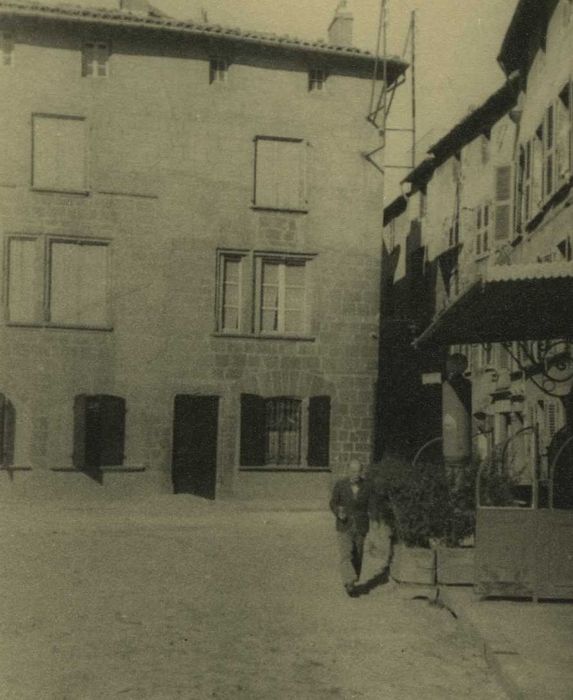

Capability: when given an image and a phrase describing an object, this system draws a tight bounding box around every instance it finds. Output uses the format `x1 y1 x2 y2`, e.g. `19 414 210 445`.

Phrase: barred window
209 58 228 84
265 398 301 465
0 31 14 67
308 68 327 92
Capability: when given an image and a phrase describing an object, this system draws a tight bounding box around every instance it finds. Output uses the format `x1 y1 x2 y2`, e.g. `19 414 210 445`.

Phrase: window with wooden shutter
254 136 307 211
307 396 330 467
265 397 301 465
531 126 544 216
7 237 43 323
49 240 109 327
494 165 512 240
543 103 556 198
32 114 87 192
240 394 266 466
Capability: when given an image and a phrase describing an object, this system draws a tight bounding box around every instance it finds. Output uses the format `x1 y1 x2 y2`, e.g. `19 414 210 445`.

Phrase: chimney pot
328 0 354 47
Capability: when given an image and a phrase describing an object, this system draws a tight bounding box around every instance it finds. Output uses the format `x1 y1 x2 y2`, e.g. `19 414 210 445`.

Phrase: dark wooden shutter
3 400 15 466
0 394 5 465
98 395 126 466
73 394 88 469
307 395 331 467
240 394 266 466
494 165 512 240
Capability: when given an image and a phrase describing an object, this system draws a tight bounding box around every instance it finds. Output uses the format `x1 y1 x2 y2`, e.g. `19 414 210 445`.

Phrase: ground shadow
354 566 391 596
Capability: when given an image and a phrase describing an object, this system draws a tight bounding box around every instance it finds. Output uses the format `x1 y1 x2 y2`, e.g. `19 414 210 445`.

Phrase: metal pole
410 10 416 167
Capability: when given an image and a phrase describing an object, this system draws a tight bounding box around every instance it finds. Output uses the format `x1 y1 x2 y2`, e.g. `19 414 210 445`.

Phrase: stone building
0 0 406 500
380 0 573 509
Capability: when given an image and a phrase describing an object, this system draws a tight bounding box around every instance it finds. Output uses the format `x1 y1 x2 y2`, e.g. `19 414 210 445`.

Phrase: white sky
157 1 518 143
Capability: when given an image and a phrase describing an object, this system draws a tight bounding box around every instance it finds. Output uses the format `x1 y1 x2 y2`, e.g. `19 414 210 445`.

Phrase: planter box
436 546 474 585
390 544 436 585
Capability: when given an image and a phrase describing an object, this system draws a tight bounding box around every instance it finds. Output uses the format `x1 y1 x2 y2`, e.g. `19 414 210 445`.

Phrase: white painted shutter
7 238 42 323
50 242 108 326
555 88 571 186
255 139 304 209
33 116 86 191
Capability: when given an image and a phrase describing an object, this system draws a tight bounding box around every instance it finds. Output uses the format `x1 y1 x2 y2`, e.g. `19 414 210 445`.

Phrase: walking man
329 458 378 597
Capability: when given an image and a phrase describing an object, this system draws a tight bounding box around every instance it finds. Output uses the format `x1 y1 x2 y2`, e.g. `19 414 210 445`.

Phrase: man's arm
329 480 343 516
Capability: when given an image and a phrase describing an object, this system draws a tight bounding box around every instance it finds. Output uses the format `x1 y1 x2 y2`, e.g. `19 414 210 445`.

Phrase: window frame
82 40 110 78
31 113 89 195
0 30 14 67
209 57 228 84
308 67 327 92
254 253 312 338
252 135 308 213
216 250 248 335
4 234 112 330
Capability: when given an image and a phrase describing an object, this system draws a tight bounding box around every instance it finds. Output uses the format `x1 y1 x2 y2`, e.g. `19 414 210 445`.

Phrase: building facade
0 0 406 499
381 0 573 509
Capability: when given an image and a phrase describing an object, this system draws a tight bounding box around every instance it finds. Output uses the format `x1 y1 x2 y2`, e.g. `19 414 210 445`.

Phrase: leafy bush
369 453 518 548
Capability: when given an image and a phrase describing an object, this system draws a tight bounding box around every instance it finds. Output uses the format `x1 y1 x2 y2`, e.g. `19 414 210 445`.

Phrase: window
209 57 228 84
256 256 308 336
476 203 490 257
494 165 512 241
217 252 245 333
32 114 87 192
82 42 109 77
543 103 556 198
0 31 13 66
240 394 330 468
254 136 307 211
308 68 327 92
6 236 110 328
555 84 572 189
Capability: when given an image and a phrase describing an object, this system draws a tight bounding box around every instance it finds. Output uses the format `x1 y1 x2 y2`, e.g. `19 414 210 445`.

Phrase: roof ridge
0 0 403 59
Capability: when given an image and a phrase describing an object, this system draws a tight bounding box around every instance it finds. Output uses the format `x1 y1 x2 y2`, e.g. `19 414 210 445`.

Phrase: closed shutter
97 395 126 466
240 394 266 466
555 84 572 187
307 396 331 467
531 131 544 215
0 394 5 465
72 394 88 469
7 238 42 323
494 165 512 240
33 115 86 192
254 138 305 210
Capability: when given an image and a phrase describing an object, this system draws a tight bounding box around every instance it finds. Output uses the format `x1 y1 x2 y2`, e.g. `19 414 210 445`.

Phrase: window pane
222 306 238 331
8 238 42 323
284 310 303 333
262 261 279 285
261 309 278 331
262 284 278 310
224 258 240 283
33 116 86 191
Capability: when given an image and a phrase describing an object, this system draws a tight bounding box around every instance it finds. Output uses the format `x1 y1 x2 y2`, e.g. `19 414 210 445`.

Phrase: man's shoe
345 583 359 598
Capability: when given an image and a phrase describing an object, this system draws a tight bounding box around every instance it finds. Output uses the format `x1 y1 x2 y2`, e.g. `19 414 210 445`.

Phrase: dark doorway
172 395 219 499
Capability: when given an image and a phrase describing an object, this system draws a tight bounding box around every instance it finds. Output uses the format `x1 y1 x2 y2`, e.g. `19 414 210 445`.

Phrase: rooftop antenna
364 1 417 196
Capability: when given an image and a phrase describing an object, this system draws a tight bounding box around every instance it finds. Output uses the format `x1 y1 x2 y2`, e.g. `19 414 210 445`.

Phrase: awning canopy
414 262 573 347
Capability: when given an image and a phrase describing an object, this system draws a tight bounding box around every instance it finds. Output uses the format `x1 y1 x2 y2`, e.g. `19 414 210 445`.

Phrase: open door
172 395 219 499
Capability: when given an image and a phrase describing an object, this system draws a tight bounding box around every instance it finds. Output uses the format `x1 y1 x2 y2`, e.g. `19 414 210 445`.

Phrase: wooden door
172 395 219 499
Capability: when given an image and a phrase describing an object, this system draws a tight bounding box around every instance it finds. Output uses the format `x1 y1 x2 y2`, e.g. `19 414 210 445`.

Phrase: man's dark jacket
329 477 377 536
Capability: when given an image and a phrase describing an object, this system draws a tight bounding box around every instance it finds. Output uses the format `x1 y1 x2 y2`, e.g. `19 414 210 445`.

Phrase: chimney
328 0 354 47
120 0 150 14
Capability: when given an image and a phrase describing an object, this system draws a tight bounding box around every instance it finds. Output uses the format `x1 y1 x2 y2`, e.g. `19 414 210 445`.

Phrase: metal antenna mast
365 3 417 192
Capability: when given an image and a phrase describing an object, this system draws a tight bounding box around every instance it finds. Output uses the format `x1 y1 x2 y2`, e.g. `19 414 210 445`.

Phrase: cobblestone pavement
0 503 505 699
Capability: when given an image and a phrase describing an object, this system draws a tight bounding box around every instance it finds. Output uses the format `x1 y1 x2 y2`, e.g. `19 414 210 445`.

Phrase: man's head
348 459 364 483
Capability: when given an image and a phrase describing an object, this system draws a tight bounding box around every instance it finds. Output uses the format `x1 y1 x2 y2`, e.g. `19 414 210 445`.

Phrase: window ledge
32 187 90 196
251 205 308 214
475 252 491 261
51 466 146 473
212 332 315 342
239 466 331 473
6 322 113 332
0 465 33 472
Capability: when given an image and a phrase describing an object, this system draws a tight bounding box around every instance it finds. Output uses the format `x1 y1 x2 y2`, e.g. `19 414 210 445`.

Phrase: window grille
264 398 301 465
0 31 13 66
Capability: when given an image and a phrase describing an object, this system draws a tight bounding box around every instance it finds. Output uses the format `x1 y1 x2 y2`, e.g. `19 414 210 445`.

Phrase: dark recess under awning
414 263 573 347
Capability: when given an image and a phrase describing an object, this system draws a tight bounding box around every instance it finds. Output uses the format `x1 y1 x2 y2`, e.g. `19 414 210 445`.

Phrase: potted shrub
370 456 450 585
